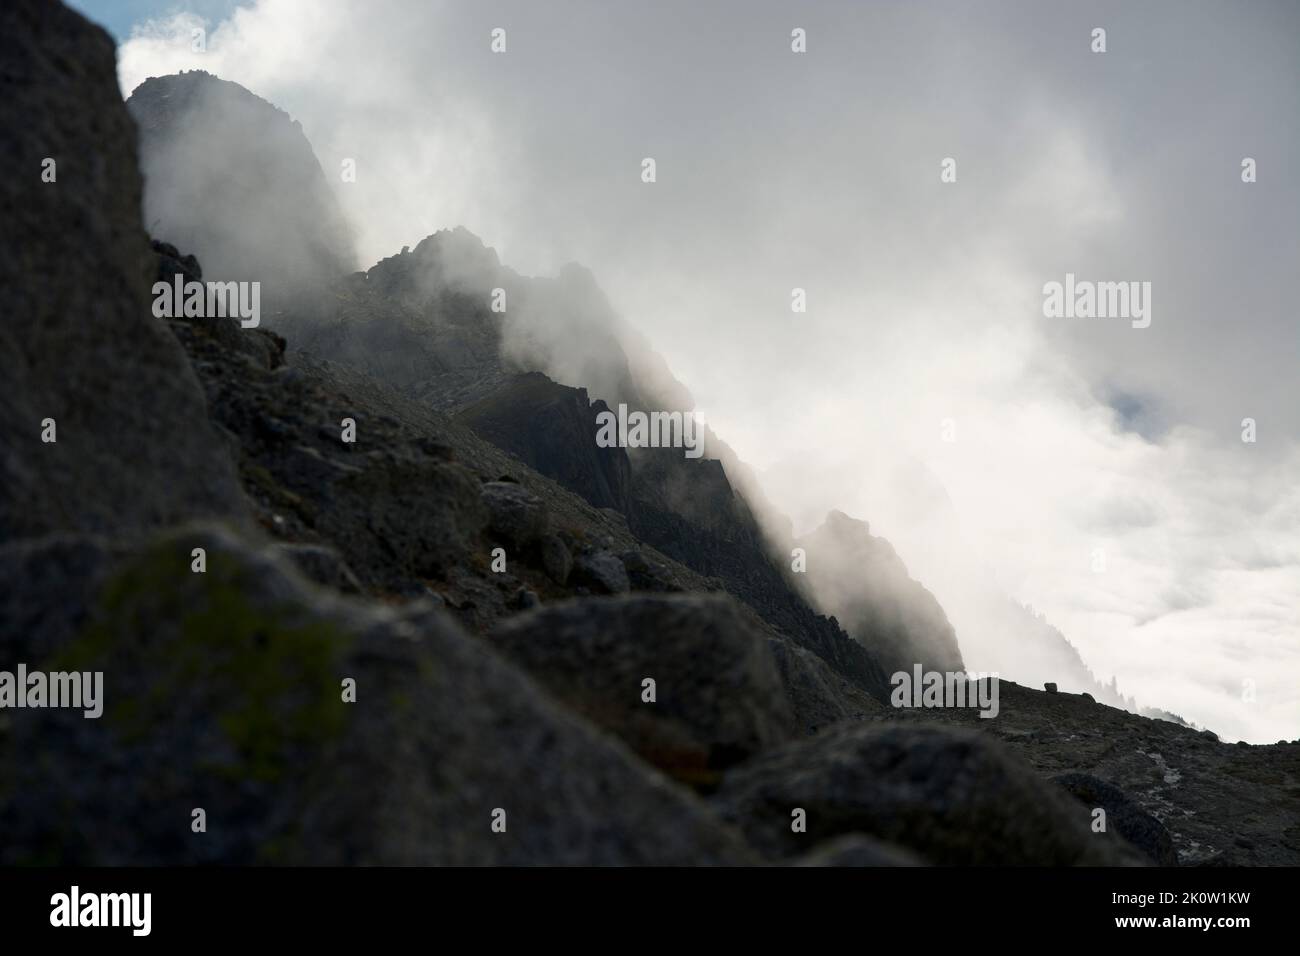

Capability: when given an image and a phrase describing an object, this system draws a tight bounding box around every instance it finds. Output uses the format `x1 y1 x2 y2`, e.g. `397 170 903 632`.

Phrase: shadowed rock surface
1053 772 1179 866
246 219 908 698
458 374 633 513
0 0 248 540
712 723 1144 865
768 636 884 734
872 681 1300 865
489 593 797 784
0 528 754 865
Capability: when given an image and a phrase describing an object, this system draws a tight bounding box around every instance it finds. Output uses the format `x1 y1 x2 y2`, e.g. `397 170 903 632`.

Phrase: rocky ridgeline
147 109 959 694
1 0 1296 865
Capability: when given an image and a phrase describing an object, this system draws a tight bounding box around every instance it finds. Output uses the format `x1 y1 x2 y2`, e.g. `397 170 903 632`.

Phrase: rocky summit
0 0 1296 869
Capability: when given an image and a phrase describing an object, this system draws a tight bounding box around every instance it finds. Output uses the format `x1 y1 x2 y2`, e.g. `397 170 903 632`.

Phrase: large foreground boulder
489 593 797 784
0 527 754 864
712 722 1145 865
0 0 248 540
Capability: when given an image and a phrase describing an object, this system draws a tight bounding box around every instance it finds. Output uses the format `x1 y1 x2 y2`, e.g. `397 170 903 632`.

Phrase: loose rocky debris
712 723 1145 865
1052 772 1178 866
872 680 1300 865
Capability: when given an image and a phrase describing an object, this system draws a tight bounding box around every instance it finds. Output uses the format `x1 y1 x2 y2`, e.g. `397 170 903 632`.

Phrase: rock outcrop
489 593 797 783
0 527 754 864
872 679 1300 865
1052 772 1179 866
278 225 903 701
712 723 1143 865
458 374 634 513
0 0 248 540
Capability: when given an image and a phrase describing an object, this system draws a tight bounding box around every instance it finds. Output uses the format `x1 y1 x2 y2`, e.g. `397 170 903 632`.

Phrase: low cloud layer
105 0 1300 742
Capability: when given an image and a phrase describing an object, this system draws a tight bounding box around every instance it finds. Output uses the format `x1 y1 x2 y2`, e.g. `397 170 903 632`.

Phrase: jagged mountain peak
798 510 965 676
127 69 356 305
129 69 290 125
822 508 870 537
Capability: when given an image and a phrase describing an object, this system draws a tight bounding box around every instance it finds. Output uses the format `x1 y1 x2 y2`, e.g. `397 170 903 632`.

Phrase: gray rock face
481 480 550 550
489 593 797 783
1052 772 1179 866
618 548 678 592
0 0 248 540
539 534 573 585
0 527 754 865
152 238 201 283
713 723 1142 865
572 549 631 595
457 373 634 513
768 636 882 734
321 449 487 585
169 306 488 593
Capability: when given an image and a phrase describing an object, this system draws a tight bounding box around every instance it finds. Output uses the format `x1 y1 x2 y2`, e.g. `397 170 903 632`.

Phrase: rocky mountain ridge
1 0 1296 866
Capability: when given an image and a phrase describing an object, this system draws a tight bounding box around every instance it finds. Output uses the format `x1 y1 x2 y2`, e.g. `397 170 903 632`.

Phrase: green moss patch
54 540 352 783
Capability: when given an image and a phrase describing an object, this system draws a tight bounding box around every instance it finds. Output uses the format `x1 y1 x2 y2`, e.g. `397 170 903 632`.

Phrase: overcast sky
78 0 1299 743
